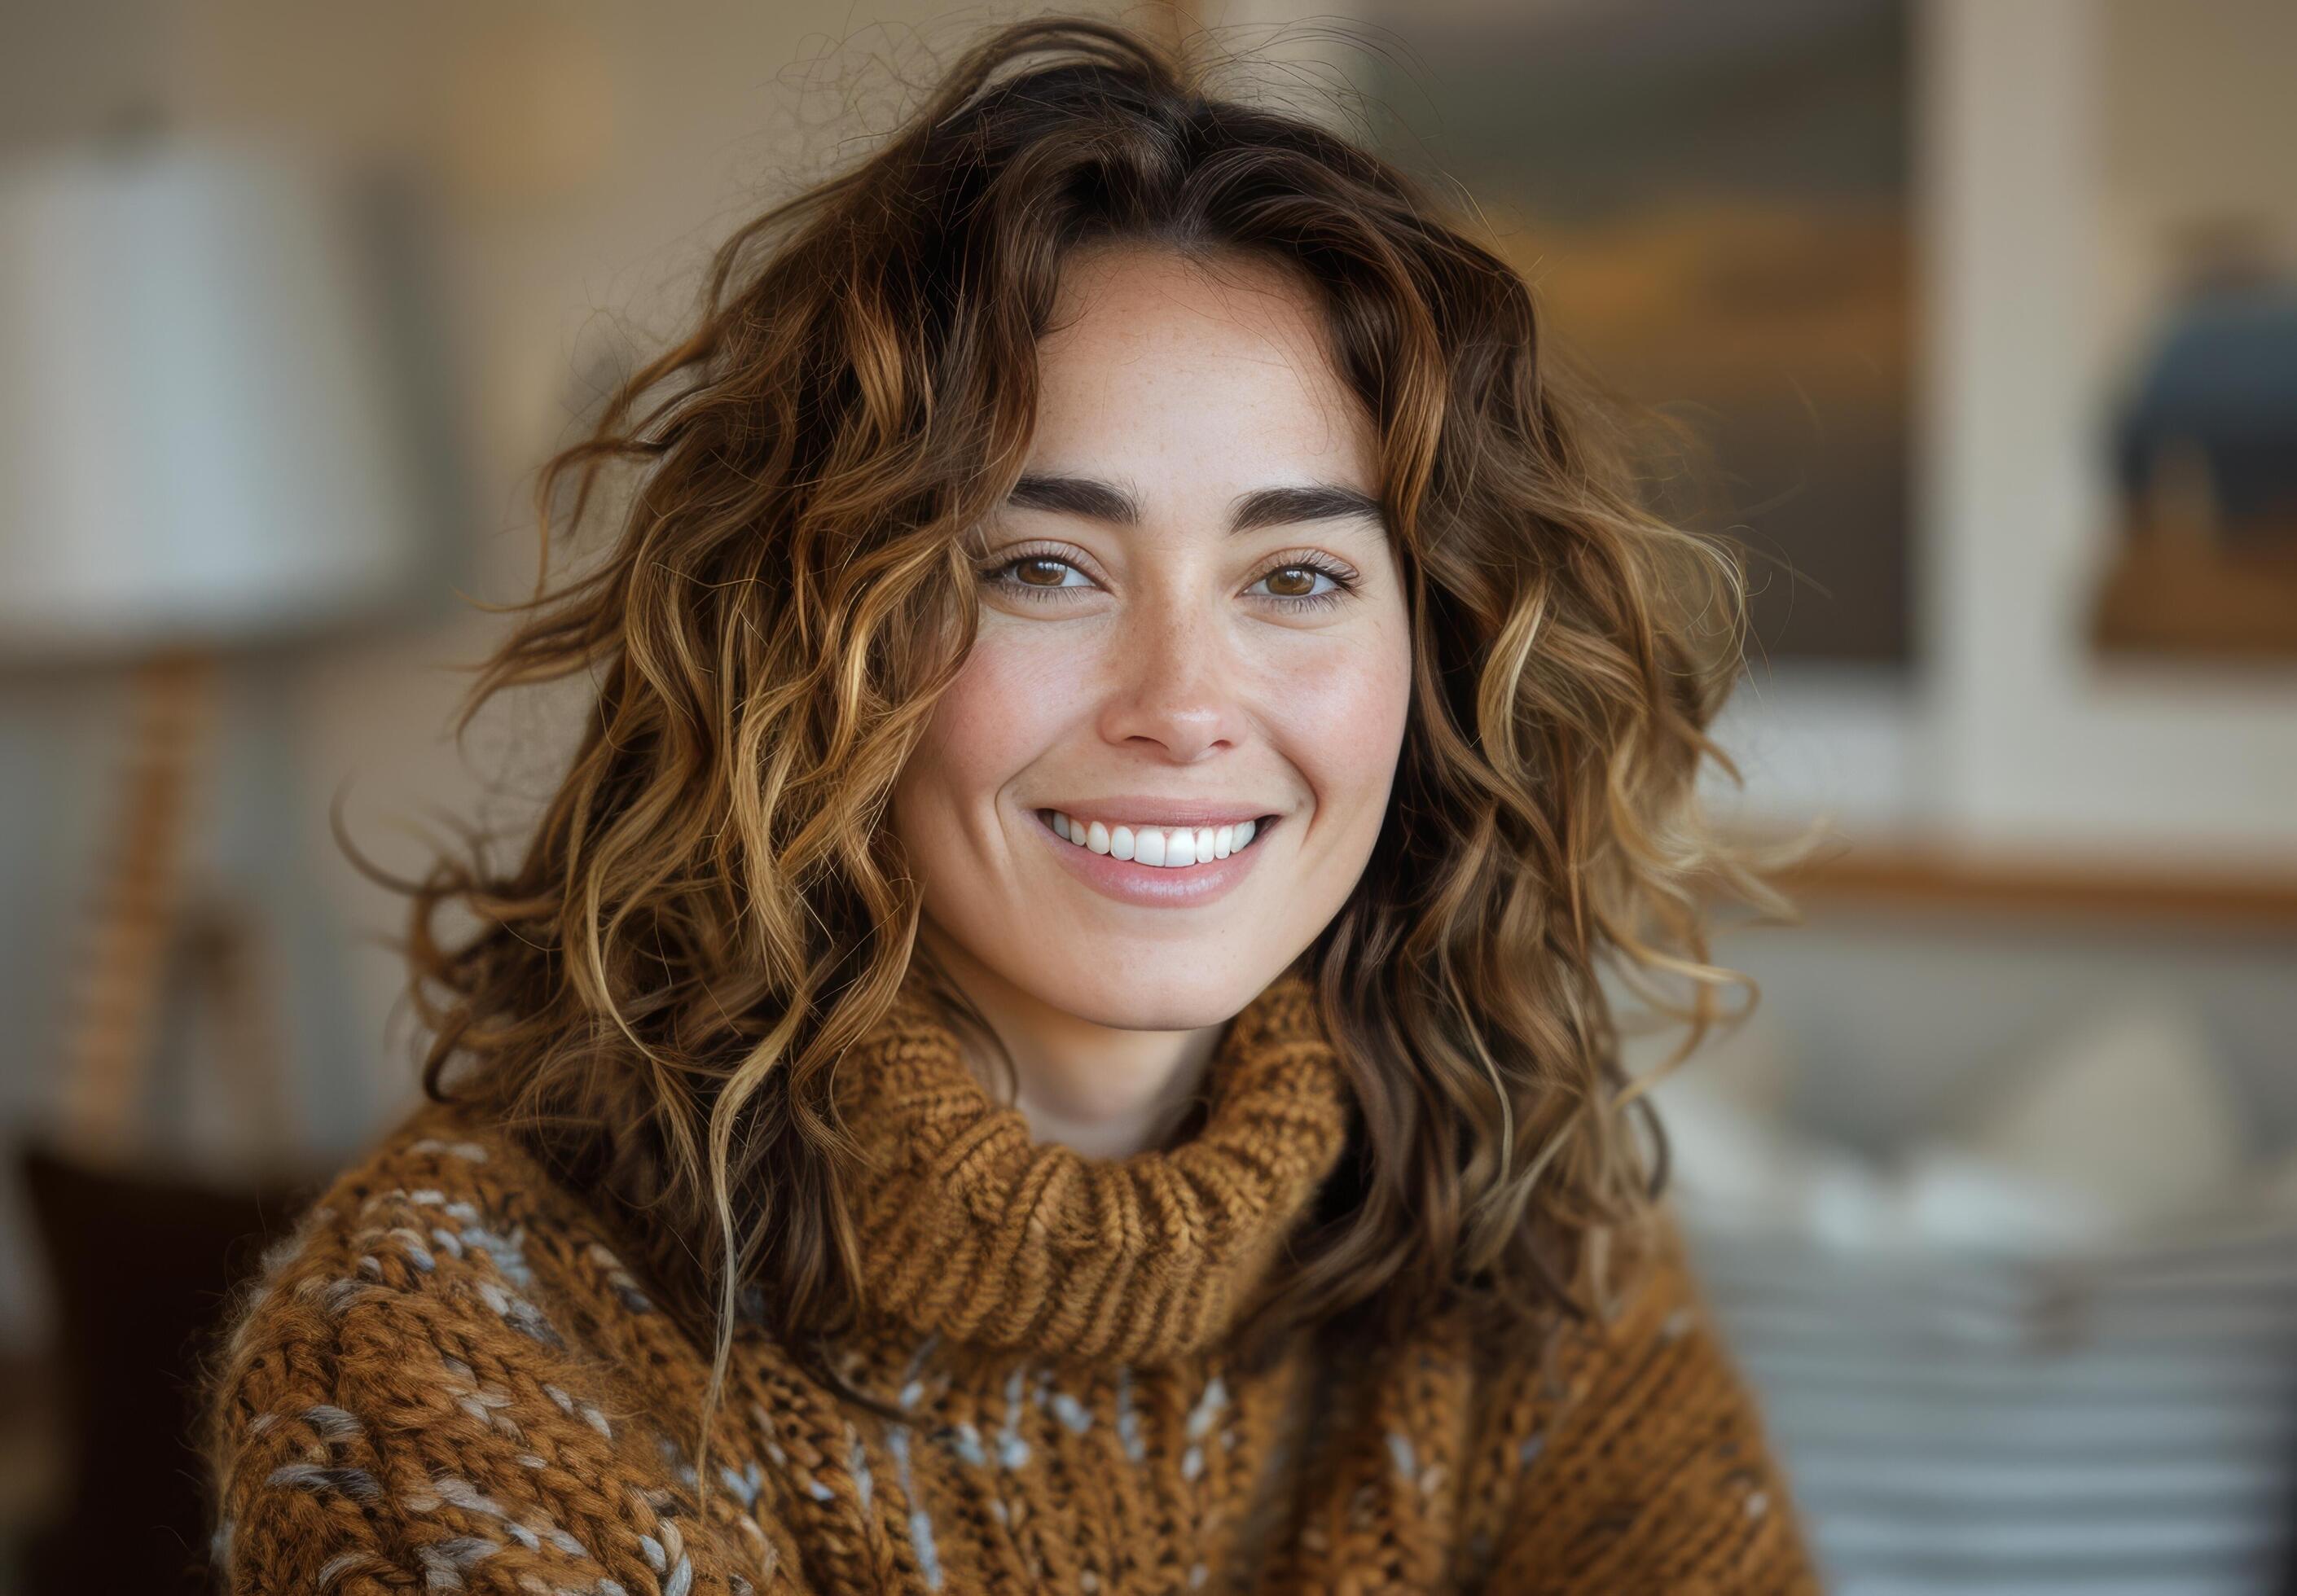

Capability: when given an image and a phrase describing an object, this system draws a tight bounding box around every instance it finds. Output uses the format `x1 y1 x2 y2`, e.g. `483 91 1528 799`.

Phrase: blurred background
1 0 2293 1590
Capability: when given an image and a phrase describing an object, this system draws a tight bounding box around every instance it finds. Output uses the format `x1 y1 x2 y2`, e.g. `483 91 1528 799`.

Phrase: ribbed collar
832 960 1355 1368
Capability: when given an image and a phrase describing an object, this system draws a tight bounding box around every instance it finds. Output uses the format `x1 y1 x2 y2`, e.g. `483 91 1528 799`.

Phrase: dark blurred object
0 1351 64 1584
2093 223 2297 662
15 1146 313 1594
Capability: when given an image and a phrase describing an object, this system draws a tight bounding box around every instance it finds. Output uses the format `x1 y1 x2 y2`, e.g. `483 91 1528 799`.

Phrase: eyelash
975 546 1361 612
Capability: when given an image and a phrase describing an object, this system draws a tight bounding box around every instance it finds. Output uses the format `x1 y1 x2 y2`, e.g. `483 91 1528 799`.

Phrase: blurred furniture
0 136 437 1591
1652 882 2297 1595
1689 1208 2297 1595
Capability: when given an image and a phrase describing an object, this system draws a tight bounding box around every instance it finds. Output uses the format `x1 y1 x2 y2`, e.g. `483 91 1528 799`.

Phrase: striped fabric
1681 1212 2297 1594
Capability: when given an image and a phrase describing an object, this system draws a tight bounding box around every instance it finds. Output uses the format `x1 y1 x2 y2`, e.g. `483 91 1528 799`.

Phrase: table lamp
0 134 441 1592
0 136 433 1162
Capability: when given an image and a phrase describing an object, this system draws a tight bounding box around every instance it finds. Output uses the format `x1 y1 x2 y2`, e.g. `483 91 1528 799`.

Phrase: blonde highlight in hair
340 14 1786 1502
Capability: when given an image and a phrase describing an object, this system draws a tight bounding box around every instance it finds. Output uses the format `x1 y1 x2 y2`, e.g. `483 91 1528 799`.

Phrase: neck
917 921 1227 1159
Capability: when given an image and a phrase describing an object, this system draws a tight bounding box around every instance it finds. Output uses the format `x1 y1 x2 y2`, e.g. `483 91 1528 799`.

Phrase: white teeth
1047 810 1267 868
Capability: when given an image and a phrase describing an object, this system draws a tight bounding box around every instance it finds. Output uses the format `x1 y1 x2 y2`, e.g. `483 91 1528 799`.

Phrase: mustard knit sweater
202 965 1818 1594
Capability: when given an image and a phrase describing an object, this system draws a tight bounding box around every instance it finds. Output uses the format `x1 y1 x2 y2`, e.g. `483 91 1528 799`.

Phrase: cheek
897 629 1074 841
1270 623 1413 827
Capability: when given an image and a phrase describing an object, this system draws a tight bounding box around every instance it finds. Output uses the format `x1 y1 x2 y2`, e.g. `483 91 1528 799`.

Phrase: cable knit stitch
201 963 1819 1593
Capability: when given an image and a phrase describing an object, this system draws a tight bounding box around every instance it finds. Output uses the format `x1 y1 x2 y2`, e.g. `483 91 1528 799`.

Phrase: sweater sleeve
1482 1204 1822 1594
200 1171 810 1596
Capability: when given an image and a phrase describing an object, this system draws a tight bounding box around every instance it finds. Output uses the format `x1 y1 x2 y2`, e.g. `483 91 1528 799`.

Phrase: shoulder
1478 1202 1755 1446
213 1096 571 1363
199 1098 753 1593
1467 1201 1820 1591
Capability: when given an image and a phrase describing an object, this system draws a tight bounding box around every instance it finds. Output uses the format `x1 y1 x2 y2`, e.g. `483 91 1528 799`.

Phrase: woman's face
891 243 1412 1032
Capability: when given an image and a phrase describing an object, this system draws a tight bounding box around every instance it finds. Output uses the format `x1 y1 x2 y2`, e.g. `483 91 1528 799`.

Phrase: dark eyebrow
1004 473 1387 536
1228 483 1386 536
1005 473 1140 524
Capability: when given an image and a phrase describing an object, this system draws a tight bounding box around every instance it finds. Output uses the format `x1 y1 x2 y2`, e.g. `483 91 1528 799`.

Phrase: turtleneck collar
832 958 1355 1368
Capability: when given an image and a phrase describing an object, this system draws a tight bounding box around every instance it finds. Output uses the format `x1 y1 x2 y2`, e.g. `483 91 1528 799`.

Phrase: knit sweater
202 964 1818 1594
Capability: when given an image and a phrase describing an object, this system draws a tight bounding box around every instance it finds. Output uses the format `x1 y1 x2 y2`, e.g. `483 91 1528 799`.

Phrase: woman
203 16 1814 1594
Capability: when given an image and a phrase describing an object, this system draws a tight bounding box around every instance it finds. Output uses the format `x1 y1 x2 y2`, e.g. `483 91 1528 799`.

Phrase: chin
1021 951 1289 1033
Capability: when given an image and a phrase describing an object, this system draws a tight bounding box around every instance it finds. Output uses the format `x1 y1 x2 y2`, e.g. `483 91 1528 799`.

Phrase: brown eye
1246 557 1354 611
977 550 1094 603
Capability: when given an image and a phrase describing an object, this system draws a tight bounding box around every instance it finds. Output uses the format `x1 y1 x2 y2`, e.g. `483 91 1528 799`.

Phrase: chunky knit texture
202 964 1818 1593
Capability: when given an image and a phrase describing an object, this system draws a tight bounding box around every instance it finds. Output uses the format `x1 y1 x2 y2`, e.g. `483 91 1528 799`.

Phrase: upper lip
1035 796 1278 828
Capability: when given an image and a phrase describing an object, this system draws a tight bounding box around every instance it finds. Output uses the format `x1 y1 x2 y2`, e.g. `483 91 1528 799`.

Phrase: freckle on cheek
924 647 1049 796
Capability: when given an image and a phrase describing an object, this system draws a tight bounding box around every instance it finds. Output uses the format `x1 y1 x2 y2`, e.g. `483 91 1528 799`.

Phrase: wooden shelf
1748 836 2297 932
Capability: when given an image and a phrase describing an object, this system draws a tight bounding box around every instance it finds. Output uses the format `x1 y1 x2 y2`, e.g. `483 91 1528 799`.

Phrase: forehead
1027 243 1377 489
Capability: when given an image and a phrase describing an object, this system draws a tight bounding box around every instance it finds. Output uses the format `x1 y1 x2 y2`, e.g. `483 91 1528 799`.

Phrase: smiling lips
1042 809 1263 867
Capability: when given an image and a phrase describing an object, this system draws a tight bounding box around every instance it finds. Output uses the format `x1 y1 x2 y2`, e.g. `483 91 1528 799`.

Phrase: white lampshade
0 141 430 660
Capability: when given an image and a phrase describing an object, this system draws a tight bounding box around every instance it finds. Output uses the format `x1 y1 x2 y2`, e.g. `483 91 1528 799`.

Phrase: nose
1095 595 1249 763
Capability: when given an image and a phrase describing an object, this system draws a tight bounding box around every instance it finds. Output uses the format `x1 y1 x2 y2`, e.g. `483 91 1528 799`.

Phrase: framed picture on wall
1356 0 1914 665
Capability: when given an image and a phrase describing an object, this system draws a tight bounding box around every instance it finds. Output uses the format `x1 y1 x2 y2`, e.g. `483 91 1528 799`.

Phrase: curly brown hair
345 12 1782 1490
